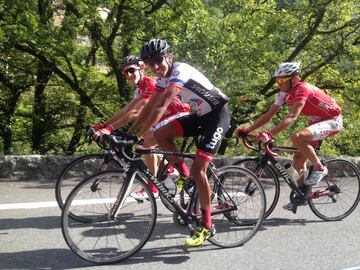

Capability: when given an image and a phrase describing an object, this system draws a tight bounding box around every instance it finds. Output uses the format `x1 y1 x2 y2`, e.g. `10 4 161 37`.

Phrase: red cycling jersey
274 81 341 123
133 76 156 100
134 76 189 120
160 97 190 121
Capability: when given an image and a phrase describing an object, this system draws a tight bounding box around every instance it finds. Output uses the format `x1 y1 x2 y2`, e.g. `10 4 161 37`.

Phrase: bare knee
143 132 156 148
291 132 302 145
191 158 209 182
154 126 170 140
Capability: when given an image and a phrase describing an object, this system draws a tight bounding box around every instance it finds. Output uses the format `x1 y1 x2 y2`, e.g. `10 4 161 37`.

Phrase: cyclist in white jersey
131 39 231 247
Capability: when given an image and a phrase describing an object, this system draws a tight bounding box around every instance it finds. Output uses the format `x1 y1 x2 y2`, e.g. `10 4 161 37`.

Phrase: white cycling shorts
308 115 343 141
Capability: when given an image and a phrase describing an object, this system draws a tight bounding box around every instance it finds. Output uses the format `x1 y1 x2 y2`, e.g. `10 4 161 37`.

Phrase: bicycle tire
234 158 280 219
61 170 157 264
308 158 360 221
206 165 266 248
55 153 123 210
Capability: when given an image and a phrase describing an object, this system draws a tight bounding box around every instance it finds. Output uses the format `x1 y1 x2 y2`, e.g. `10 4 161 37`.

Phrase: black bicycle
55 132 124 211
55 129 198 212
235 134 360 221
61 134 266 264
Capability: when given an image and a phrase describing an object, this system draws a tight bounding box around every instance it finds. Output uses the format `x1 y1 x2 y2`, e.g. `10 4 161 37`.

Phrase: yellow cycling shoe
184 226 215 247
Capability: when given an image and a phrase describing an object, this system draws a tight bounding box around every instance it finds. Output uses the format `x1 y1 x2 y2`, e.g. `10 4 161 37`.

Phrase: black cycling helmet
140 39 171 60
121 55 144 71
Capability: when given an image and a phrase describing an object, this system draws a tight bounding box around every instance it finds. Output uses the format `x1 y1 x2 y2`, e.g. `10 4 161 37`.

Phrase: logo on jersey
171 70 180 76
189 98 203 106
190 84 221 106
206 127 224 149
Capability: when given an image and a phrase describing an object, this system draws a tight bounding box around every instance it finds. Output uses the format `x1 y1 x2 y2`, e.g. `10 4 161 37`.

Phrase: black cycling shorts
175 105 231 155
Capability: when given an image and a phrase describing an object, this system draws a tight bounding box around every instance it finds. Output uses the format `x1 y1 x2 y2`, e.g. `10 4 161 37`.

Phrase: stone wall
0 155 359 180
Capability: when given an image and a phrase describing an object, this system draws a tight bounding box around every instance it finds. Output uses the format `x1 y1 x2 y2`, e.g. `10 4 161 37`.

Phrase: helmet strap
137 70 143 86
164 55 173 77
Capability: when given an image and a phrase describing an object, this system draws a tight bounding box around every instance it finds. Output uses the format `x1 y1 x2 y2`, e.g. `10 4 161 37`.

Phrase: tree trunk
65 100 86 155
31 63 52 153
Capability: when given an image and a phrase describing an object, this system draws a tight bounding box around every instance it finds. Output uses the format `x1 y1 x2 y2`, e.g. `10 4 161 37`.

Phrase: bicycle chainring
289 190 307 206
172 213 187 227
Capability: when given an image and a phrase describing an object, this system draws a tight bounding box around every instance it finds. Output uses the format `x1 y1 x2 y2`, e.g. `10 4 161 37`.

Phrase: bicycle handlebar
239 133 279 157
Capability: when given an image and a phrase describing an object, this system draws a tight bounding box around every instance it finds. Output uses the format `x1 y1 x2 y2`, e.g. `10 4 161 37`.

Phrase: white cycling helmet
273 62 301 77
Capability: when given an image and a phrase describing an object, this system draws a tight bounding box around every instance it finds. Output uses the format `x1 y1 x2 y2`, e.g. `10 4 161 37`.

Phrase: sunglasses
276 77 291 84
123 67 139 75
147 55 164 66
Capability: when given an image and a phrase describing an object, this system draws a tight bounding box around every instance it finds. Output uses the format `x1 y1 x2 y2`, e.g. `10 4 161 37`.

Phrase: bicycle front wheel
308 158 360 221
61 171 157 264
234 158 280 219
207 165 266 248
55 154 123 210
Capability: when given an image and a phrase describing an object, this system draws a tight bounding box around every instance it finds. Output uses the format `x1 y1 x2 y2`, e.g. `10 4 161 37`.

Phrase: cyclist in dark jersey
131 39 231 247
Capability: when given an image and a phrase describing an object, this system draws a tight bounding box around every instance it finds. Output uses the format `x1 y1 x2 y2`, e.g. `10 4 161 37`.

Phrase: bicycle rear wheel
308 158 360 221
61 171 157 264
55 154 123 210
234 158 280 219
207 165 266 248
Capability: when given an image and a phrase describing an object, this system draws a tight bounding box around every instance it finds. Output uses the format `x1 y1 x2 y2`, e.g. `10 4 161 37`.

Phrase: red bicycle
234 134 360 221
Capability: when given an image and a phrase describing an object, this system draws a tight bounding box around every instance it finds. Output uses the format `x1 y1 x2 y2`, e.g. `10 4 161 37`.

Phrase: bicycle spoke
62 171 157 264
206 166 266 248
308 159 360 221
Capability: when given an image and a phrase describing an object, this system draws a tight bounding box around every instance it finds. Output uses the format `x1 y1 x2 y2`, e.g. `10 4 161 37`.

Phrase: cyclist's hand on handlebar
93 125 115 141
92 122 108 130
235 128 250 138
256 131 273 144
126 132 139 143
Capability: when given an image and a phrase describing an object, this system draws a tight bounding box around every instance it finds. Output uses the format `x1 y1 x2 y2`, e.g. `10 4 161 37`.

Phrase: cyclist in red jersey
236 62 343 211
93 55 189 199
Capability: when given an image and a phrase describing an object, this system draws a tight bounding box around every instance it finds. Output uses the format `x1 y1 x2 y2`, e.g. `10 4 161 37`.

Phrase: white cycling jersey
155 62 229 116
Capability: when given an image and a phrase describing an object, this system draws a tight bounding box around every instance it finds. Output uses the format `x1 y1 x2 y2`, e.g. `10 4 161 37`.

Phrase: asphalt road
1 178 360 270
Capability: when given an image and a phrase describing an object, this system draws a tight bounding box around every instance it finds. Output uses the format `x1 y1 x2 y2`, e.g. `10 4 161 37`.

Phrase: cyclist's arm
247 104 280 132
108 98 148 130
129 91 162 133
136 86 180 138
270 101 304 136
112 98 149 129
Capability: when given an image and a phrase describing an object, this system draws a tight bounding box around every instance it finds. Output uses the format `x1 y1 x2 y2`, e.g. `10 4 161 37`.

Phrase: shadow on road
0 216 61 231
0 248 88 270
262 217 328 228
0 242 223 269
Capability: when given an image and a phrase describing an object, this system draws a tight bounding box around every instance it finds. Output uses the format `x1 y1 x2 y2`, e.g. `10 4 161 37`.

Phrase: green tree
0 0 359 156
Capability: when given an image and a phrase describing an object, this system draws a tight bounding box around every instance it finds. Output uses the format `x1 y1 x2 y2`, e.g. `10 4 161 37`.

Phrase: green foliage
0 0 359 157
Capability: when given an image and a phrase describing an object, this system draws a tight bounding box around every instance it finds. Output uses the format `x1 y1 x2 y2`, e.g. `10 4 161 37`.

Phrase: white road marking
0 192 248 210
0 198 119 210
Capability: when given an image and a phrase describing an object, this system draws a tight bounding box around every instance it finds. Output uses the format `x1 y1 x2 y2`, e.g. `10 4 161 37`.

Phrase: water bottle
284 163 299 182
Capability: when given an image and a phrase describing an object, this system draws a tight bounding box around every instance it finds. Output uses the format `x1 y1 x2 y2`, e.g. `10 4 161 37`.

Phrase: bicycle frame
262 144 304 197
241 136 340 201
108 140 238 229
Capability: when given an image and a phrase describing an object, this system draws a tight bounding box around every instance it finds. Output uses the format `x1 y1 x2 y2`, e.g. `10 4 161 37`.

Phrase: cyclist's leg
154 116 200 177
283 151 309 211
292 116 343 185
291 128 321 169
293 151 308 186
191 152 212 227
131 130 159 199
184 106 230 246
